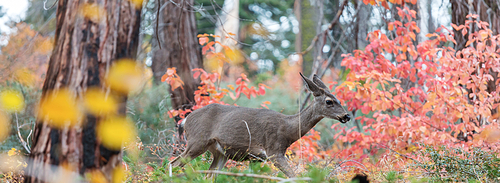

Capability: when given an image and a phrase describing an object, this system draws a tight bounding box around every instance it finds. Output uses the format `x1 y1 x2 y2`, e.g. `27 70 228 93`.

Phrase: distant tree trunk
214 0 240 80
294 0 302 59
417 0 435 42
24 0 142 182
214 0 239 52
354 1 371 50
152 0 203 111
298 0 322 76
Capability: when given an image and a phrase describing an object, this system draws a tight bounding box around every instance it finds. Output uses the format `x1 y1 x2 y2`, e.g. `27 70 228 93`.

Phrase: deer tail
178 117 187 140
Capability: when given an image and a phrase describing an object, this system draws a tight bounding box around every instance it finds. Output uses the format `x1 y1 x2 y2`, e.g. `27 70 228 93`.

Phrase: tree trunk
354 1 371 50
151 0 203 111
299 0 322 76
25 0 142 182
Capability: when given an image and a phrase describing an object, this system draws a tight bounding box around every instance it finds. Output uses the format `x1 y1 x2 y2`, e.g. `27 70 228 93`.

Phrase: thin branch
15 113 30 153
156 0 162 49
43 0 58 10
378 143 423 165
277 177 314 183
196 170 312 182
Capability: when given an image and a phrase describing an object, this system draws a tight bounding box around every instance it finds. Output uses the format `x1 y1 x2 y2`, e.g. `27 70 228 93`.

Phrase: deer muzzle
339 113 351 123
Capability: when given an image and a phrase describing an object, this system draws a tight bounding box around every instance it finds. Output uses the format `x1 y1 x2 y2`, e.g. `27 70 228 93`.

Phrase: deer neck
289 104 324 140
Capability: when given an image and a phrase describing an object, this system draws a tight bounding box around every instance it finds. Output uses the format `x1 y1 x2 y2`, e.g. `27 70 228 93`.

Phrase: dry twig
196 170 312 182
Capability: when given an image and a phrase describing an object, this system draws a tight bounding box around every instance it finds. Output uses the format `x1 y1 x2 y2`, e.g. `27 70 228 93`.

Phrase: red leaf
193 71 201 79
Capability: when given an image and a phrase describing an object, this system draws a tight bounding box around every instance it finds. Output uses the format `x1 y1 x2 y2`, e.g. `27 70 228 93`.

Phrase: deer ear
312 74 329 91
300 72 322 96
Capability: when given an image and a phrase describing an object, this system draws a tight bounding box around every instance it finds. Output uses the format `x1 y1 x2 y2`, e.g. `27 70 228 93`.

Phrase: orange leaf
199 37 209 45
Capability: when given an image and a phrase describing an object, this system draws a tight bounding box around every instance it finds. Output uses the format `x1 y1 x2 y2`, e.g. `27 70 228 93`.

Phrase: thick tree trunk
25 0 142 182
151 0 203 111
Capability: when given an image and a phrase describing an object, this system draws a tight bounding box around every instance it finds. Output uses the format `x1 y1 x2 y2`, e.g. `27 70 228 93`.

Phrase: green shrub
413 144 500 182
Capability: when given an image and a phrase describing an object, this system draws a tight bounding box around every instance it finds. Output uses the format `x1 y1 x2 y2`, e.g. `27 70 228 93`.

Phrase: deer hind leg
206 142 228 180
170 139 214 167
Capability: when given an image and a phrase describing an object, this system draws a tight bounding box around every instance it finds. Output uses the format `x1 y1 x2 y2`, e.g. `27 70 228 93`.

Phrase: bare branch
196 170 312 182
156 0 162 49
43 0 58 10
15 113 30 153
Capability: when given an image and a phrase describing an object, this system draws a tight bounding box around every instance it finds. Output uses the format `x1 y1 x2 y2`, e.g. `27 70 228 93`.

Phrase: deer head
300 73 351 123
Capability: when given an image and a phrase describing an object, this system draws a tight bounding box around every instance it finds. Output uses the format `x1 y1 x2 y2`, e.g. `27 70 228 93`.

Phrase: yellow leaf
14 68 36 86
0 112 9 142
8 148 17 156
129 0 144 9
0 89 25 112
36 38 53 54
84 88 118 116
88 170 108 183
39 89 82 128
112 166 126 183
97 116 137 150
479 30 489 41
224 47 244 65
106 59 144 94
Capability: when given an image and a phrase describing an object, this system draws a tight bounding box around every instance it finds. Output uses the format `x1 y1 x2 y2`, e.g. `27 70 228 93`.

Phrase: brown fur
169 73 350 178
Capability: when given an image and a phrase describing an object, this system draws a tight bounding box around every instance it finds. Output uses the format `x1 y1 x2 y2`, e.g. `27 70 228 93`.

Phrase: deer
168 73 351 178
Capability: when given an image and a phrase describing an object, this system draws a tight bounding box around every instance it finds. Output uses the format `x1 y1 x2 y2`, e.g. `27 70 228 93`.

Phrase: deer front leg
270 154 296 178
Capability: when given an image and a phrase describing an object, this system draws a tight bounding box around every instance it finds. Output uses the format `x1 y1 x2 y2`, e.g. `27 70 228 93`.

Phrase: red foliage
331 7 500 165
163 35 270 124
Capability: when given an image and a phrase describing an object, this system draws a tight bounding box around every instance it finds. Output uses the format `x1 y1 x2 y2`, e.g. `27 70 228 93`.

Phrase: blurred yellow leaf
97 116 137 150
14 68 36 86
224 47 244 65
35 38 54 54
0 112 9 142
247 23 270 38
79 3 105 22
106 59 144 94
204 56 224 73
112 166 126 183
0 89 25 112
129 0 144 9
39 89 82 128
84 88 118 116
8 148 16 156
88 170 107 183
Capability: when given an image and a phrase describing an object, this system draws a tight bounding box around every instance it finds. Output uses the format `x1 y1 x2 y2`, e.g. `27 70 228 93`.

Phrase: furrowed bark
25 0 142 182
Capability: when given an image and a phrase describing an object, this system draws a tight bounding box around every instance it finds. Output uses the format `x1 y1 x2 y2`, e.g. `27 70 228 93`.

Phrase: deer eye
325 99 333 105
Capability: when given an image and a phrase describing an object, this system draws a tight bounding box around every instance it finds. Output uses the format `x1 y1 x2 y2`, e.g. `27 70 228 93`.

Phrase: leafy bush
413 145 500 182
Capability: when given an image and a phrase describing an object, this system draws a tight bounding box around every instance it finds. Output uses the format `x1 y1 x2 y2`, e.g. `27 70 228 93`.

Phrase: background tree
151 0 203 112
451 0 500 116
24 0 143 182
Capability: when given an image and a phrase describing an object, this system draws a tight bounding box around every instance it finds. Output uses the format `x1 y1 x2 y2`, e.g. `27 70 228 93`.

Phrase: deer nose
341 114 351 123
